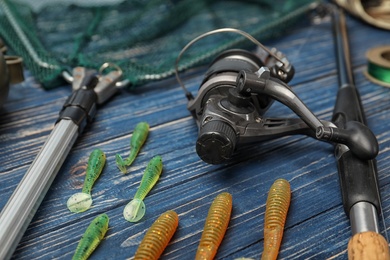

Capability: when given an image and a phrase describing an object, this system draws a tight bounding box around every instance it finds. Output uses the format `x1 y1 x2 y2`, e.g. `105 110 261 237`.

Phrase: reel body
176 28 378 165
187 49 378 164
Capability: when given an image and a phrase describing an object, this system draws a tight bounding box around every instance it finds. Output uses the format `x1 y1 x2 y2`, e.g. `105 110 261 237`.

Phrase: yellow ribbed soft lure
196 192 233 260
261 179 291 260
134 210 179 260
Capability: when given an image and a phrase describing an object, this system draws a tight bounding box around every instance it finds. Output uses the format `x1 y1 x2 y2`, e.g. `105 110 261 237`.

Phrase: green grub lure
123 155 163 222
72 213 109 260
116 122 149 174
67 149 106 213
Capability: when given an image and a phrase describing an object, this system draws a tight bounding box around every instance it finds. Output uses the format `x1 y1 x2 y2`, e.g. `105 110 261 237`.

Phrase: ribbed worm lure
195 192 233 260
67 149 106 213
123 155 163 222
116 122 149 174
72 213 109 260
134 210 179 259
261 178 291 260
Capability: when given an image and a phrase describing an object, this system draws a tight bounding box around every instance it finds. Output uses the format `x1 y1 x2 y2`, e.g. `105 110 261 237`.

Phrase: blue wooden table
1 10 390 260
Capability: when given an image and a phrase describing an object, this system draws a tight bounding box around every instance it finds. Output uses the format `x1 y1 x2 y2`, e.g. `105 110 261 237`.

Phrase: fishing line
365 45 390 88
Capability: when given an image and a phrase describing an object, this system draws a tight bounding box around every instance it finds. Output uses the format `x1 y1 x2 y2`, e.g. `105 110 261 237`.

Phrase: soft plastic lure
67 149 106 213
261 178 291 260
116 122 149 173
134 210 179 259
123 155 163 222
72 213 109 260
196 192 233 260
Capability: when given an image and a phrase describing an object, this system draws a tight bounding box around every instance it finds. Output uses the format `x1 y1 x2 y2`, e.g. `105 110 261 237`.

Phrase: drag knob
196 120 237 164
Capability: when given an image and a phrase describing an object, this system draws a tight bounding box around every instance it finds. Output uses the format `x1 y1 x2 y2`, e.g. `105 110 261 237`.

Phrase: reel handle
316 121 378 160
237 69 379 160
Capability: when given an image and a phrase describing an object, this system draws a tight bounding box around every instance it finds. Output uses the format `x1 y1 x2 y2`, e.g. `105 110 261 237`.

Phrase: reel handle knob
316 121 379 160
196 120 237 164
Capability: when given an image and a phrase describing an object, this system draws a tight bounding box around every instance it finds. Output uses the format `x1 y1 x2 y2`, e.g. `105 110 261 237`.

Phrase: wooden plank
1 11 390 260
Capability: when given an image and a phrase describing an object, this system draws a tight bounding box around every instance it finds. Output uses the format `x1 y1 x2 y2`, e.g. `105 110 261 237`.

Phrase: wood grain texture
1 12 390 260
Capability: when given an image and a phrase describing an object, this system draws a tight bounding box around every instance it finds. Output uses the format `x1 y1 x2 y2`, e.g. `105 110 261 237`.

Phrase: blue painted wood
1 11 390 260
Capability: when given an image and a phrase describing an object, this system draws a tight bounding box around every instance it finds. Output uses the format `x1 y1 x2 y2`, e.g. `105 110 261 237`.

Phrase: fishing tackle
262 179 291 260
134 210 179 260
72 213 109 260
116 122 149 174
196 192 233 260
175 28 378 165
67 149 106 213
365 45 390 88
123 155 163 222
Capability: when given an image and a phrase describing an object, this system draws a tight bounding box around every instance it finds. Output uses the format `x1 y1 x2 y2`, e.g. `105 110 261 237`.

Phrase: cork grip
348 231 390 260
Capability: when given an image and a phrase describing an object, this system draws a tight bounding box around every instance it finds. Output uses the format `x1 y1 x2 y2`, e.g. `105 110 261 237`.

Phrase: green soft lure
116 122 149 174
67 149 106 213
72 213 109 260
123 155 163 222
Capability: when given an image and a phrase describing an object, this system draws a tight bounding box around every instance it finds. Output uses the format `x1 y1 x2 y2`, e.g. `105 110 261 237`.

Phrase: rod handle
348 231 390 260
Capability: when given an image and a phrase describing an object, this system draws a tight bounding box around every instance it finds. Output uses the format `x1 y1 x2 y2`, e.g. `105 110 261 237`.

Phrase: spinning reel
175 28 378 164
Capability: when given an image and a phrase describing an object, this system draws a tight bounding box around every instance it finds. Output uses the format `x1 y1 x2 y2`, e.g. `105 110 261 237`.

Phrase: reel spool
365 45 390 88
188 48 291 164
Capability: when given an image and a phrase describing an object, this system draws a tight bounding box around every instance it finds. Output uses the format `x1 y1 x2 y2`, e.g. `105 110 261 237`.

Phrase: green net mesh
0 0 317 89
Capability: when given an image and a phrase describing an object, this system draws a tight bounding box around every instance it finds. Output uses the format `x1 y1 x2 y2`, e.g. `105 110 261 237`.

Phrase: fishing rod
331 6 389 258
